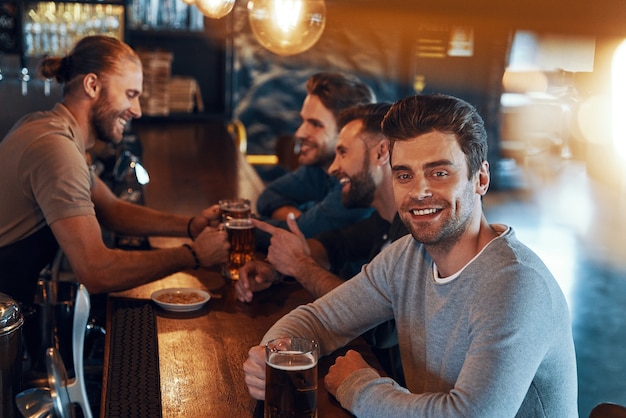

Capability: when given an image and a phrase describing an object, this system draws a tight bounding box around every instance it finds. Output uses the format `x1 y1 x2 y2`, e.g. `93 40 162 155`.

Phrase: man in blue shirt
256 73 376 247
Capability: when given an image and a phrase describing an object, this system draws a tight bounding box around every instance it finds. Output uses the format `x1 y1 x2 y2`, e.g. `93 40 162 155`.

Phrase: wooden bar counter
99 122 378 416
100 263 377 417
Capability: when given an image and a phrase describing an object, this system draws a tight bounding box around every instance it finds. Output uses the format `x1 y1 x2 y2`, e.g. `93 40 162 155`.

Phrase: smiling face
329 119 377 208
391 131 485 248
294 94 338 167
90 58 142 144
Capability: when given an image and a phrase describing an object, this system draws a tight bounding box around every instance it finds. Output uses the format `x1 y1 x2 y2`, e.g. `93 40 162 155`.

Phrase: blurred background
1 1 626 416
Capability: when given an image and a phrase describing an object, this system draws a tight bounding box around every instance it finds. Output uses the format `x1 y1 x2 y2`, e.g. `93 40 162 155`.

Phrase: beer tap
20 55 30 96
44 77 51 96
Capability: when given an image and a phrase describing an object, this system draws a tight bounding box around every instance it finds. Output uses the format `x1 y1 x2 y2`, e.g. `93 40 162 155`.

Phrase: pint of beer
265 337 319 418
219 198 251 223
223 218 255 280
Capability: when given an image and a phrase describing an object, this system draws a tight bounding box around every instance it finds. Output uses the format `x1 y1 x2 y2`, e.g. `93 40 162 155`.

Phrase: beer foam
267 352 317 371
226 224 254 230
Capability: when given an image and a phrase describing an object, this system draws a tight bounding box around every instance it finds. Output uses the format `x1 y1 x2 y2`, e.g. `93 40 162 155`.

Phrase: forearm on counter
292 257 345 299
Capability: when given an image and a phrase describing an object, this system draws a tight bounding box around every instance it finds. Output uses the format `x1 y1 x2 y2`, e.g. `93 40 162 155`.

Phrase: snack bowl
151 288 210 312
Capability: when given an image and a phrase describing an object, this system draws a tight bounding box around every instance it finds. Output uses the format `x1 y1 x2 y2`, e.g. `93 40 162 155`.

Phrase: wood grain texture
102 268 375 417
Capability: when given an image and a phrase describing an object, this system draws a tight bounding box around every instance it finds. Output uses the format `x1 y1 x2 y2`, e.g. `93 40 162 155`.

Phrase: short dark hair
306 72 376 120
39 35 140 95
382 94 488 178
337 102 391 147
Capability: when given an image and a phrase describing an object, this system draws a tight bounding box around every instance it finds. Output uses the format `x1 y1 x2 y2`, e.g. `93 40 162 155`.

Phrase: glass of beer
223 217 255 280
264 337 319 418
218 198 251 223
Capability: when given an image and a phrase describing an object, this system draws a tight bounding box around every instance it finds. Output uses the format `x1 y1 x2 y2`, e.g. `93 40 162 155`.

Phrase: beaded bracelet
182 243 200 270
186 217 195 240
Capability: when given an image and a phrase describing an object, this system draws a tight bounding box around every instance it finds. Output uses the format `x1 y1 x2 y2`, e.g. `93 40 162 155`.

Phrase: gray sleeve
334 239 576 417
260 247 398 354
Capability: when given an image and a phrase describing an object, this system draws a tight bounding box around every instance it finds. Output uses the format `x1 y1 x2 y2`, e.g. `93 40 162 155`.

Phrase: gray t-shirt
262 226 578 417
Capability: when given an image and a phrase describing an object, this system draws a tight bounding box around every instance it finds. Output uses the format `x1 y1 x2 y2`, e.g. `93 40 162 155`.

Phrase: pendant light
247 0 326 56
195 0 236 19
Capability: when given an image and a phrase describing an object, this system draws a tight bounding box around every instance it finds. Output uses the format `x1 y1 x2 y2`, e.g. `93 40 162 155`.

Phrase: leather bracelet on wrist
186 217 195 240
182 243 200 270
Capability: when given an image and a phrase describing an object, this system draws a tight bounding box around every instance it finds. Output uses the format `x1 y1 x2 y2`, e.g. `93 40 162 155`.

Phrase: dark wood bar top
99 122 377 417
101 265 378 417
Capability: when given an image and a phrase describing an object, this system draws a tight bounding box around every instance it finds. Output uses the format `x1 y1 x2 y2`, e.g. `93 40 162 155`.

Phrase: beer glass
265 337 319 418
218 198 251 223
223 218 255 280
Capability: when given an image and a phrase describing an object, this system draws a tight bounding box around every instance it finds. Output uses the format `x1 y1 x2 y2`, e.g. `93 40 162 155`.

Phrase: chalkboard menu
0 1 20 54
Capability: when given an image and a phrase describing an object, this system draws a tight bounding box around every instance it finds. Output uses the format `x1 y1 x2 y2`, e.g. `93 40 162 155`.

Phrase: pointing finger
251 218 282 235
285 212 305 240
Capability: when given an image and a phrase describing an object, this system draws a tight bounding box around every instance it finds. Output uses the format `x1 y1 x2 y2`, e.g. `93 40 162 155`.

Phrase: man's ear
376 139 390 165
475 161 490 196
83 73 100 99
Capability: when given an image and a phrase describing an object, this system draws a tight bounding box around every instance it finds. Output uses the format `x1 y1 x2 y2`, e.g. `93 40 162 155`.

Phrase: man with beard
236 103 408 383
0 36 229 307
236 102 406 301
243 94 577 417
255 73 375 245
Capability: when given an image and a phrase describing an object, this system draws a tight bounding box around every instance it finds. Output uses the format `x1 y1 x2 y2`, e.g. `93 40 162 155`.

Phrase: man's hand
325 350 376 397
235 260 279 302
253 214 311 278
189 204 222 239
243 345 266 400
193 227 229 267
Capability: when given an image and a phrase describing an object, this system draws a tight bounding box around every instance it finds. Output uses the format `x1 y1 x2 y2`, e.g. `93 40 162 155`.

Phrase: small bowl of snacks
151 288 210 312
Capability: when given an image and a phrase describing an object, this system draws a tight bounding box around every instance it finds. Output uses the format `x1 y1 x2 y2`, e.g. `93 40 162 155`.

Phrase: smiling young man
243 94 577 417
0 36 229 306
255 73 376 243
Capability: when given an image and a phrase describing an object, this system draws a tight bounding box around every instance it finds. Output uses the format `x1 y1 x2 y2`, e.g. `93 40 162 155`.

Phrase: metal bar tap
20 67 30 96
20 55 30 96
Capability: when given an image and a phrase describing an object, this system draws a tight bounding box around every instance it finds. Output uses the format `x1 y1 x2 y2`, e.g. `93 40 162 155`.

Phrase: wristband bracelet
186 217 195 240
182 243 200 270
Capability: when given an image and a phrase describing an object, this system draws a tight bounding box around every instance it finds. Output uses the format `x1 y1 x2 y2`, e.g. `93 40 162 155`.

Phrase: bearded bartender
0 35 229 307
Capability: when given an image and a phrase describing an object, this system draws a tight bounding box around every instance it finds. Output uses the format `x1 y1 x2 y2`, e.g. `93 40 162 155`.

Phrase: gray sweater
262 226 578 417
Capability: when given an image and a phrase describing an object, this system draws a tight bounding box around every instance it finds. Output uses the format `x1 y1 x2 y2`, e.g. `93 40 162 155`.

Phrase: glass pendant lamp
247 0 326 56
195 0 236 19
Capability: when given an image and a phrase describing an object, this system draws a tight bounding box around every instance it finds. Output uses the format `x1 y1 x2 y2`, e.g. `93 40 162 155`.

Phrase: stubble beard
343 157 376 209
402 182 475 253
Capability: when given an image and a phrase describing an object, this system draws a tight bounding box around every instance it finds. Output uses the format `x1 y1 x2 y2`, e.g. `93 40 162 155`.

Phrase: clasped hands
243 345 376 401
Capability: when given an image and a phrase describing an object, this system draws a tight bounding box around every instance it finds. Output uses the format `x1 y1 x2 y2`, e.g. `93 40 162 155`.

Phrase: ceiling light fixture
195 0 236 19
247 0 326 56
